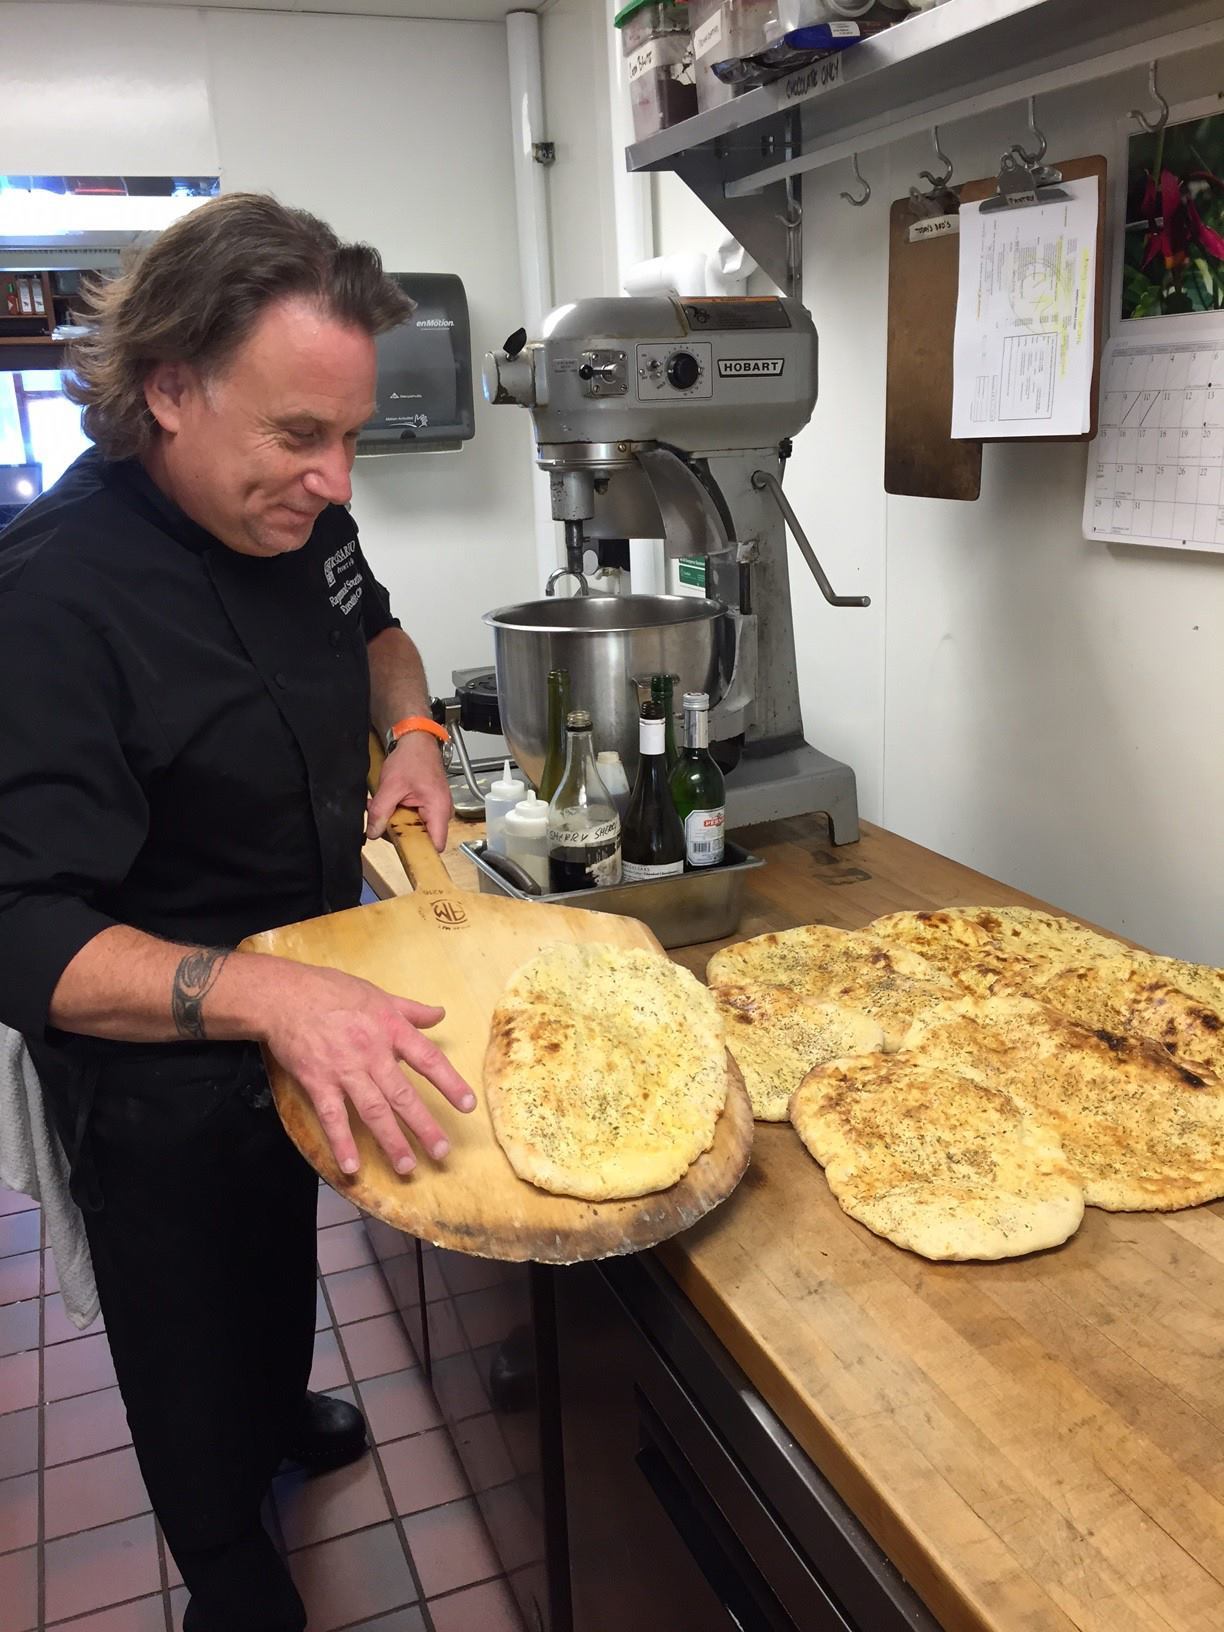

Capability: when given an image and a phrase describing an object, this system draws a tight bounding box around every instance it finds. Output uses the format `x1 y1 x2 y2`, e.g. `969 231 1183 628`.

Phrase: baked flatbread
902 996 1224 1211
485 944 727 1201
714 985 884 1121
1001 957 1224 1083
791 1054 1084 1261
707 925 956 1050
867 909 1020 993
874 905 1224 1006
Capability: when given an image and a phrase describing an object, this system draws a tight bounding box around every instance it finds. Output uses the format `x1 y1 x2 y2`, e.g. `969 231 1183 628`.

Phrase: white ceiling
23 0 549 18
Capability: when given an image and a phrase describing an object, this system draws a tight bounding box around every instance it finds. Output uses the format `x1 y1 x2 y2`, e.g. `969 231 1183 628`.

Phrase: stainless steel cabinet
554 1259 941 1632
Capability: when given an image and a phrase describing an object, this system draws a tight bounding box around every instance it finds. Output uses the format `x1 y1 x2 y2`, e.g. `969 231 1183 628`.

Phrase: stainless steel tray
459 840 764 950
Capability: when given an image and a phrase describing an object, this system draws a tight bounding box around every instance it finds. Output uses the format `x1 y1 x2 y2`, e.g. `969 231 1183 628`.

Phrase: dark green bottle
649 673 680 773
669 691 725 868
537 668 570 805
621 703 685 882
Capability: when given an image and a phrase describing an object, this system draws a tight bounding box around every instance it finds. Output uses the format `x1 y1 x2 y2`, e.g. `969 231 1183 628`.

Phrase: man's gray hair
66 193 413 460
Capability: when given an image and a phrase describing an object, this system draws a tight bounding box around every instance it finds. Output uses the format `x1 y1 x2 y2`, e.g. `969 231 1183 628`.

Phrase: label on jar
629 36 691 79
692 9 723 58
685 807 725 867
622 858 685 882
628 41 656 79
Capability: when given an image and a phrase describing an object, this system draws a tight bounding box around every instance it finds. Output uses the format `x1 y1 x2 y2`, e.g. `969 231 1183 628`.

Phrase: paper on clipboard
951 178 1099 438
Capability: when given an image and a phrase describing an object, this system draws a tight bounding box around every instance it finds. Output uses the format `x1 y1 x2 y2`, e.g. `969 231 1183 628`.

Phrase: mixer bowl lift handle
750 470 871 610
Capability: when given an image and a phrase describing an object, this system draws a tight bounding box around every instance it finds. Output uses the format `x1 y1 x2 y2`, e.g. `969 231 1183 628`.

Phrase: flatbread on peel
707 924 957 1050
714 985 884 1121
902 995 1224 1212
790 1053 1084 1261
485 943 727 1201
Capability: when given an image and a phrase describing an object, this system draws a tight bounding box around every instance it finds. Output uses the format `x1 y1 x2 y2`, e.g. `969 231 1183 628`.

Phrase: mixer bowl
483 594 727 787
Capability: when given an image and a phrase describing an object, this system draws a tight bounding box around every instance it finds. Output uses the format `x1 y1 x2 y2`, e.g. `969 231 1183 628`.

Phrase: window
0 370 90 528
0 174 218 528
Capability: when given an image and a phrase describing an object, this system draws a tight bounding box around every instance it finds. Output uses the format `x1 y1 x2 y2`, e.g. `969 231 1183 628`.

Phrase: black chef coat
0 448 399 1175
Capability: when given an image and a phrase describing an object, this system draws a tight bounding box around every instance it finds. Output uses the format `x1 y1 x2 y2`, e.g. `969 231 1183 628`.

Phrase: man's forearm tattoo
171 948 230 1040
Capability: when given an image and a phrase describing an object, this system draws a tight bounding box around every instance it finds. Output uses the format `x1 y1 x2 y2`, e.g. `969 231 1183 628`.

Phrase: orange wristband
387 716 450 751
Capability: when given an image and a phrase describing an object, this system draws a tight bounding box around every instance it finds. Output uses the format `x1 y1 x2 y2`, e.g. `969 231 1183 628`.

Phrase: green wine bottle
649 673 680 773
536 668 570 804
669 691 725 868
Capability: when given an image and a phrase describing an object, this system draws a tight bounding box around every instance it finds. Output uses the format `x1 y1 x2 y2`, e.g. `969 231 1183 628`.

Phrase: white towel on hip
0 1024 99 1330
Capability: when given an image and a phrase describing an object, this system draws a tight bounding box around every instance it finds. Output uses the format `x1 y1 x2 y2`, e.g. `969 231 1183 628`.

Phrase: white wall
539 15 1224 963
1 2 539 693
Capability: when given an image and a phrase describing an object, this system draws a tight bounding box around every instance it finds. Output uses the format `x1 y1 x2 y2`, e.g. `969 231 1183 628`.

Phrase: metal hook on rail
919 125 954 191
840 153 870 208
1010 95 1047 168
1130 62 1170 135
777 174 804 303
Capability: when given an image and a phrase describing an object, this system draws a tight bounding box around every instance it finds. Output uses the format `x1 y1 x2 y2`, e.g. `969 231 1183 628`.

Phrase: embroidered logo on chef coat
323 538 363 617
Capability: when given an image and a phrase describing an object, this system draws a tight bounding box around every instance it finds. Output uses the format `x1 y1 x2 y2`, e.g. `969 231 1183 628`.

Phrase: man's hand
367 731 453 851
260 961 476 1176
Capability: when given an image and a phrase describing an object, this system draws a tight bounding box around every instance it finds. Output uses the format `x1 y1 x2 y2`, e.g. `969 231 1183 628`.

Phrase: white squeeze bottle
596 751 631 822
484 761 527 855
503 794 551 892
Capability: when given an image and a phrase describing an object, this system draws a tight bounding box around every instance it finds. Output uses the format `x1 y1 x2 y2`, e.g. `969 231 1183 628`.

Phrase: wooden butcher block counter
365 815 1224 1632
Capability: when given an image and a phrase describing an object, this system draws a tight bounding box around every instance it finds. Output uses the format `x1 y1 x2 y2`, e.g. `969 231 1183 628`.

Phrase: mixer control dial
666 350 702 391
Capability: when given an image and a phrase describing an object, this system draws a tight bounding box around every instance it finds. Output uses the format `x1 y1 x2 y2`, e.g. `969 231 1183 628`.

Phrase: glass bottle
670 691 726 868
621 703 686 882
536 668 570 805
546 710 622 891
595 750 631 822
649 673 680 773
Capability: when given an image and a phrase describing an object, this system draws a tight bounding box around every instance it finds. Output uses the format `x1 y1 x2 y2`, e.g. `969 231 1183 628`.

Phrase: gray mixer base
725 741 860 843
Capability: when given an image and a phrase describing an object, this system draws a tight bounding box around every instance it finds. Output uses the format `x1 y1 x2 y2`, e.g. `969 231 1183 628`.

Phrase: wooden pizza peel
239 741 753 1263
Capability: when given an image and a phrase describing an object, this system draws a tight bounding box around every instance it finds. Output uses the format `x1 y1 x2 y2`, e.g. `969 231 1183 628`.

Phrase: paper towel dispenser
359 272 474 455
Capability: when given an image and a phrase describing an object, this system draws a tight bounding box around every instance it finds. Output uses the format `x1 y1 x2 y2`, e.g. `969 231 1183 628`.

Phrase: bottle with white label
669 691 726 868
621 703 686 883
547 712 622 891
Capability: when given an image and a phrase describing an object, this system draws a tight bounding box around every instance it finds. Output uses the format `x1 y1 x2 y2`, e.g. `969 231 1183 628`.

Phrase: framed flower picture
1120 98 1224 323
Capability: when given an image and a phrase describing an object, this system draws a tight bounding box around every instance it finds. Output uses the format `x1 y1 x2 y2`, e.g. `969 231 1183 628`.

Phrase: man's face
145 295 377 557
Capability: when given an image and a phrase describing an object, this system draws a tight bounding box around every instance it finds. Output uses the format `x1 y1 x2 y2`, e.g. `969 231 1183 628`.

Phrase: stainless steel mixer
482 294 869 841
483 594 723 789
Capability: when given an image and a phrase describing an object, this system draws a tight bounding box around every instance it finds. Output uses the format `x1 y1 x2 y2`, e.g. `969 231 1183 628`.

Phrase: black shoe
282 1390 368 1473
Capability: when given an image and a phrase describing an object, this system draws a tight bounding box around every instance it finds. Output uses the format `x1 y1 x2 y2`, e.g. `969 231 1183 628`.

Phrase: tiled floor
0 1180 526 1632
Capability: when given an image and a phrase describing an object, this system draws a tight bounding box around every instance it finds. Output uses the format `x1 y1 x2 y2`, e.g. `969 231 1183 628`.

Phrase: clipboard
885 155 1108 501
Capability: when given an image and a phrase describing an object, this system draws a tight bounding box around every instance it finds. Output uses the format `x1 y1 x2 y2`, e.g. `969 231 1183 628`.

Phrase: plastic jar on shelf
687 0 780 112
615 0 699 142
776 0 874 31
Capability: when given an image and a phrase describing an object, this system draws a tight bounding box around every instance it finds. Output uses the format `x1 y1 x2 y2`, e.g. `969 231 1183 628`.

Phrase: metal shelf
625 0 1224 290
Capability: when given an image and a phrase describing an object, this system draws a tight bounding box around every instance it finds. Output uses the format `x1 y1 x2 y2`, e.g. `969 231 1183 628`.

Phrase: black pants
82 1053 317 1631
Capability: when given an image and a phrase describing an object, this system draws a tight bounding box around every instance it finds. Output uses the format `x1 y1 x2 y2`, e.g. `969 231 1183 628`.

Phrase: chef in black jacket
0 194 476 1631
